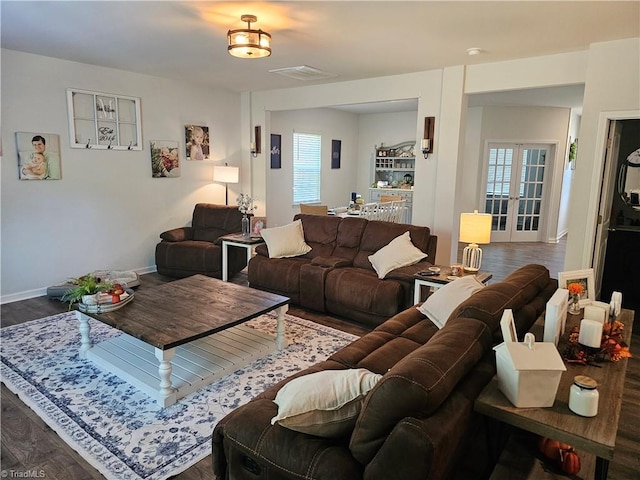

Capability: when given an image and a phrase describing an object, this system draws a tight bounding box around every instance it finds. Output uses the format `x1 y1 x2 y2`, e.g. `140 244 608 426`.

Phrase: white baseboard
1 266 158 305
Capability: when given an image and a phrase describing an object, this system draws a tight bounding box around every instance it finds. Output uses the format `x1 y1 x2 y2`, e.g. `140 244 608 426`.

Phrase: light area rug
0 311 358 480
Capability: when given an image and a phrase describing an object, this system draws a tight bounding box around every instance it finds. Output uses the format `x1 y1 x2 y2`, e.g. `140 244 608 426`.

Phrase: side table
219 233 265 282
475 308 634 480
413 267 492 304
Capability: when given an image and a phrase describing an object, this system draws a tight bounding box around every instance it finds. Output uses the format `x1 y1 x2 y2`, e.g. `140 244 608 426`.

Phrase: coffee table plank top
81 275 289 350
475 309 634 460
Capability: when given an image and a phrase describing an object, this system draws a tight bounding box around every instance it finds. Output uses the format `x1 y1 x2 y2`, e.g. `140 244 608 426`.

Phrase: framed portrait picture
150 140 180 178
185 124 210 160
250 217 267 237
558 268 595 306
270 134 281 169
331 139 341 169
15 132 62 180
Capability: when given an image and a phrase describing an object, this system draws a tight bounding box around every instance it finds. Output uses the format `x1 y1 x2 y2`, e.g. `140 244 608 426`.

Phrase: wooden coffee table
76 275 289 407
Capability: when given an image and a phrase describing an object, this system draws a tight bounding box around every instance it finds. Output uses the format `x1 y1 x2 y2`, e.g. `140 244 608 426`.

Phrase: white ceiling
2 1 637 112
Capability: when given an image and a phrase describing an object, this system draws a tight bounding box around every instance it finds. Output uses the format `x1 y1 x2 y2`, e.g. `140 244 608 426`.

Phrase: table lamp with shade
460 210 492 272
213 164 239 205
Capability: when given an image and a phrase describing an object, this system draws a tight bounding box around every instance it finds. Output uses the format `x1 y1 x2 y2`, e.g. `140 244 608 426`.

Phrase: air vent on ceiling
269 65 338 81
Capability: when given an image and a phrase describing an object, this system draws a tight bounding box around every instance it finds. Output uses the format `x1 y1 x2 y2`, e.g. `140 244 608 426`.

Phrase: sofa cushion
349 317 492 465
191 203 243 242
325 268 402 324
295 214 342 258
353 222 432 270
155 240 222 271
417 275 486 328
271 368 383 438
260 219 312 258
368 231 428 279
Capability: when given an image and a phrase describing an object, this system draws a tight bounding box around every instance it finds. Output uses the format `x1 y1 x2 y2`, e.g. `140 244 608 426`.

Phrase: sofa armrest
159 227 194 242
384 260 432 281
311 256 352 268
349 318 492 465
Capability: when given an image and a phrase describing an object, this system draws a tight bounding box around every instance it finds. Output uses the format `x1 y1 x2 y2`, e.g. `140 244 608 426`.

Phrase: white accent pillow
417 275 485 329
368 231 427 279
260 219 312 259
271 368 383 438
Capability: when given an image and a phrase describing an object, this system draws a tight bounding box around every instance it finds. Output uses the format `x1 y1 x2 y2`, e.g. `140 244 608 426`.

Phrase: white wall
557 111 582 239
265 108 419 228
267 108 360 227
566 38 640 269
1 50 241 302
478 106 571 242
357 111 418 195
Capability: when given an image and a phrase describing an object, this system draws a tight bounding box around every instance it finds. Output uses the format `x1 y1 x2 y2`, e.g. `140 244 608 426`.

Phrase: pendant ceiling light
227 15 271 59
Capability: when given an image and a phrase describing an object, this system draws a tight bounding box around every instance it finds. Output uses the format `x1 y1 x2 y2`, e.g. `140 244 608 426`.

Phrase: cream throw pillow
260 219 312 259
368 231 427 279
417 275 485 329
271 368 383 438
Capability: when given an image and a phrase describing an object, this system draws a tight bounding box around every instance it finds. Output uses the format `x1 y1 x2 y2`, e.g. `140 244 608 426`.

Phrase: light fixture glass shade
460 210 492 272
213 165 239 184
227 15 271 58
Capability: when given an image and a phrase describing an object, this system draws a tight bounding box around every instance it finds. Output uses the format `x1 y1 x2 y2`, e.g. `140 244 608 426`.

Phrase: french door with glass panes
484 143 550 242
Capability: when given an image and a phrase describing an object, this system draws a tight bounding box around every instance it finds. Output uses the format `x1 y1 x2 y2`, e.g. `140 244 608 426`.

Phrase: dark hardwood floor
2 241 638 479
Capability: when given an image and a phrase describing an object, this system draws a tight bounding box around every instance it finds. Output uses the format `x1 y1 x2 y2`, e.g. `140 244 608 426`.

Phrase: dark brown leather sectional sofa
212 264 557 480
248 214 438 327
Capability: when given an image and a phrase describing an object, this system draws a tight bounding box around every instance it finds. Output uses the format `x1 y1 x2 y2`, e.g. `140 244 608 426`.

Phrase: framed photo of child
251 217 267 237
185 124 210 160
15 132 62 180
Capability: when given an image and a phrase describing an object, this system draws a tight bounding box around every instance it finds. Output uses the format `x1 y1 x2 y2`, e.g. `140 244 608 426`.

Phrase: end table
414 266 492 304
219 233 265 281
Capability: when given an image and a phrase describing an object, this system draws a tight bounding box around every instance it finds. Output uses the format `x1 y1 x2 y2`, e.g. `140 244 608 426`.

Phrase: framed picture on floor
15 132 62 180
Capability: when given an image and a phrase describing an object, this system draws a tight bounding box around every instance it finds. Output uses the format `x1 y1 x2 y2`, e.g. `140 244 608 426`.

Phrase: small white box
494 333 566 408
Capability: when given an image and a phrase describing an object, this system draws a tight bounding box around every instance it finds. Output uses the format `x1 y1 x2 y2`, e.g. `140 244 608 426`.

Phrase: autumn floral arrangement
563 318 632 364
567 282 583 314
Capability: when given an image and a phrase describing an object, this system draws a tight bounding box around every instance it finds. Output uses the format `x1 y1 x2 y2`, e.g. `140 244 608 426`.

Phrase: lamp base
462 244 483 272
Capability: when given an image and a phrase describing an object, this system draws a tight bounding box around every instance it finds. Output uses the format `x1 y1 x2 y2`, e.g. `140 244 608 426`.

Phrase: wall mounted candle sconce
422 116 435 159
250 125 261 157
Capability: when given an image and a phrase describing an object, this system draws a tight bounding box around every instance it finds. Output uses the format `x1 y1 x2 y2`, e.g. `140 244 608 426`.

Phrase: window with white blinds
293 132 321 204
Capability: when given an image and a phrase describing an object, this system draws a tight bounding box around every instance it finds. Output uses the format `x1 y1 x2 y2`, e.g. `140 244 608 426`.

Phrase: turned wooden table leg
155 347 177 407
75 311 92 358
275 305 289 350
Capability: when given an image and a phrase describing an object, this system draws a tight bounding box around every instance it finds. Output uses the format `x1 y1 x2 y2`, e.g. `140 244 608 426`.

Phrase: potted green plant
61 274 115 310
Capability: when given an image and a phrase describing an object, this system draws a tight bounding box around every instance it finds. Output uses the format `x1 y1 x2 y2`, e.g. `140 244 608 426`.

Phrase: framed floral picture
558 268 595 306
150 140 180 177
15 132 62 180
185 124 210 160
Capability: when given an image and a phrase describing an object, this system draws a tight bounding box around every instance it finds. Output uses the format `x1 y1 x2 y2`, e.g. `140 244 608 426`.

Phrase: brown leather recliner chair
155 204 247 279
